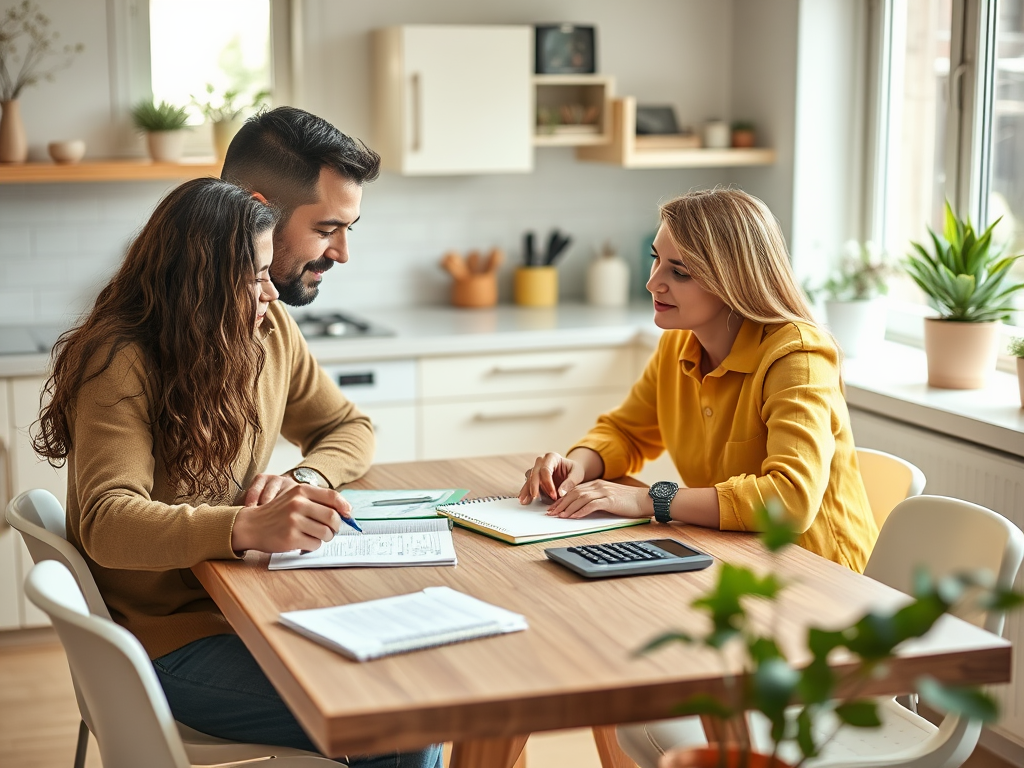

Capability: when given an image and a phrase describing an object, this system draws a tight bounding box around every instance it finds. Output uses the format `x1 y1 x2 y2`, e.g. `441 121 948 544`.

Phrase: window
873 0 1024 337
108 0 293 151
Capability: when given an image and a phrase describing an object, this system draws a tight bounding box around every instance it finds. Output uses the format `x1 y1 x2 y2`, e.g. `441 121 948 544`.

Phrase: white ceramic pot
48 139 86 164
146 130 186 162
586 254 630 307
703 120 730 149
923 318 1001 389
212 118 243 160
824 297 886 358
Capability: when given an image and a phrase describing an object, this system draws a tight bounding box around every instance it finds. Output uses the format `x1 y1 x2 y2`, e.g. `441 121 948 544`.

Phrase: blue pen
341 514 363 534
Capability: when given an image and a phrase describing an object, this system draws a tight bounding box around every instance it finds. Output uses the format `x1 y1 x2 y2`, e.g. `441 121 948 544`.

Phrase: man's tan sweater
65 303 374 659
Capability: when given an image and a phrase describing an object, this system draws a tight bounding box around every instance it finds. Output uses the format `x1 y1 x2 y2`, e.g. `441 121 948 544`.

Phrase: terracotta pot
146 130 186 162
825 297 886 358
1017 357 1024 409
660 746 793 768
451 272 497 308
0 100 28 163
923 318 1001 389
731 129 756 148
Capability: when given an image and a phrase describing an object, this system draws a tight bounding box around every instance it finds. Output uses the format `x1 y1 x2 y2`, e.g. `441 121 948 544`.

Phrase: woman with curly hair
33 177 441 768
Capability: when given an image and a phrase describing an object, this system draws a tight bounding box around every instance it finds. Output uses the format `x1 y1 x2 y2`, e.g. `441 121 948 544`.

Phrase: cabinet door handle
410 72 422 152
473 408 566 422
487 364 573 376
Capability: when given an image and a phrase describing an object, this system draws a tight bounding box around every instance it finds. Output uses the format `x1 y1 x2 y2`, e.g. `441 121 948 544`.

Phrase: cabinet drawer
419 391 623 460
320 359 416 404
420 348 632 400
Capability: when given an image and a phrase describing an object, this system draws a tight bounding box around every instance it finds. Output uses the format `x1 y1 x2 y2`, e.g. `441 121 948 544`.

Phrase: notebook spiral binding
436 495 517 535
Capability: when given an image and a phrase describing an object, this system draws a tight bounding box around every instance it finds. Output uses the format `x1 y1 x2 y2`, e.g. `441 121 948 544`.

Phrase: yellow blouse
572 318 876 572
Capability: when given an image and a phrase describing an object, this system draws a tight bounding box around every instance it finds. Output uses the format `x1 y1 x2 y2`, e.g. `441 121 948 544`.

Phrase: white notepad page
268 518 456 570
279 586 528 661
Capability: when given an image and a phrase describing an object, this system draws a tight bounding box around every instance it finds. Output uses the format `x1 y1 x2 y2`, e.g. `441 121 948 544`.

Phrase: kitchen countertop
2 305 1020 458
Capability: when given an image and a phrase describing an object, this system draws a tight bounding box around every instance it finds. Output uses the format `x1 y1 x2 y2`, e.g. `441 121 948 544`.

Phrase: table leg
592 725 639 768
449 734 529 768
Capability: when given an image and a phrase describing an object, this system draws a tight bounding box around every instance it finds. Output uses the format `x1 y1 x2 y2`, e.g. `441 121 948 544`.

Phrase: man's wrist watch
649 481 680 523
290 467 329 488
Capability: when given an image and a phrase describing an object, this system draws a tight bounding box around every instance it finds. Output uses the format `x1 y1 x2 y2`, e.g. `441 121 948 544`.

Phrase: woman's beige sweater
64 303 375 659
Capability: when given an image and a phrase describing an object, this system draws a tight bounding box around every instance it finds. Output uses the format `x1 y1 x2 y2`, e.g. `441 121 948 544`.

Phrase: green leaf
843 612 901 660
751 657 799 719
795 707 819 760
835 700 882 728
797 656 835 705
635 631 694 656
755 498 799 552
748 635 784 665
981 588 1024 612
917 676 1000 722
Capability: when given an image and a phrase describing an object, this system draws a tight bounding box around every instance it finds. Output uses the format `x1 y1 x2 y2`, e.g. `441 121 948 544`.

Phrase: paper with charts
338 488 467 520
268 518 457 570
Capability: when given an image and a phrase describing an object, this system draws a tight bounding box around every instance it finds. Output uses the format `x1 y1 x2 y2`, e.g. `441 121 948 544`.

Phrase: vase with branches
0 0 83 162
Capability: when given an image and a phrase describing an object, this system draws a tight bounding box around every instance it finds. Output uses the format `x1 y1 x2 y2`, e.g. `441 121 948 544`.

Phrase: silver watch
291 467 328 488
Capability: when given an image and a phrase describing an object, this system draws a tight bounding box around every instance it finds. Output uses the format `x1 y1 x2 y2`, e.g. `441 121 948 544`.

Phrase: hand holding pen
231 484 362 554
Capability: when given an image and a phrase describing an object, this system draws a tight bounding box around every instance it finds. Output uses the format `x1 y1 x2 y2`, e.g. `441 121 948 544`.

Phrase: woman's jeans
154 634 444 768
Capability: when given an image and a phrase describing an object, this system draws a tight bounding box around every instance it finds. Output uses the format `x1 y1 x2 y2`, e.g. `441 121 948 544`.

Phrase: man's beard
273 256 333 307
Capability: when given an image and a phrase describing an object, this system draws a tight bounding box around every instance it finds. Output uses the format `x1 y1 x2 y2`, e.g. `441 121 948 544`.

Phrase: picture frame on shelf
535 24 596 74
635 105 680 135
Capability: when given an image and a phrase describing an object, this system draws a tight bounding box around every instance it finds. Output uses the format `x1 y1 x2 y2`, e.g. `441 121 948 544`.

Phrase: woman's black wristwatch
648 481 680 523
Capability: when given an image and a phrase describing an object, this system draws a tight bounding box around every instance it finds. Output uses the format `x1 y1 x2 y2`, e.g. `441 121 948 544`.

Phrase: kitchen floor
0 632 1016 768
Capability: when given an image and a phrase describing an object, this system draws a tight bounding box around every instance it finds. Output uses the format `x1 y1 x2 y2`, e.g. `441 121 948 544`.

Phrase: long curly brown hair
33 178 279 498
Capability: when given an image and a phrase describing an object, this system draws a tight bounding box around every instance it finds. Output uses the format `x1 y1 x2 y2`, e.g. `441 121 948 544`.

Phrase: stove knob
325 322 349 336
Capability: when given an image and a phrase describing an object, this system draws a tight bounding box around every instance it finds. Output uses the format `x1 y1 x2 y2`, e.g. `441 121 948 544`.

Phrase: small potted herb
906 201 1024 389
191 83 270 159
131 99 190 162
1010 337 1024 409
804 240 893 358
731 120 756 148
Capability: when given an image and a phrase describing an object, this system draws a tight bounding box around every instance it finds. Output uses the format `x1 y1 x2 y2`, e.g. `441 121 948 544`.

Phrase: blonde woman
519 188 876 572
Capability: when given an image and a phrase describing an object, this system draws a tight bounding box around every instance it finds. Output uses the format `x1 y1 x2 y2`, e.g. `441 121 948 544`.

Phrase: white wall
0 0 810 325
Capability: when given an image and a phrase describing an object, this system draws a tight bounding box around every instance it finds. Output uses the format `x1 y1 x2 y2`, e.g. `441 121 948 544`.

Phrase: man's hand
231 484 356 553
243 473 300 506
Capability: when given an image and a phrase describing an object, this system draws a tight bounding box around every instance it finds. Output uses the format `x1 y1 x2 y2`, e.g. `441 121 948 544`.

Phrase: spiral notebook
279 586 527 662
435 496 649 545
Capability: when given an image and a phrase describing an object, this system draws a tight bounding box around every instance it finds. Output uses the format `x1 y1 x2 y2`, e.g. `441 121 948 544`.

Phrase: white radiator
849 408 1024 752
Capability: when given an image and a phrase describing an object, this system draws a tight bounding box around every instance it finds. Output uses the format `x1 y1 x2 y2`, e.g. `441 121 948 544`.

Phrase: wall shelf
576 97 776 169
0 158 222 185
533 74 614 147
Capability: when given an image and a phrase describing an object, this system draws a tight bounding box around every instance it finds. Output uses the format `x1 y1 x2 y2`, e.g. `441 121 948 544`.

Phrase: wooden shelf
0 158 223 184
576 97 776 169
533 74 614 147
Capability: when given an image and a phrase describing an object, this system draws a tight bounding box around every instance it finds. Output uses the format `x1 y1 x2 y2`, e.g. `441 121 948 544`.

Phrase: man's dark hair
221 106 381 219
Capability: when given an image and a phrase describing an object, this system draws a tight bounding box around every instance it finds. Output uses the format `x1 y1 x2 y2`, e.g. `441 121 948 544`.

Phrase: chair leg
73 719 89 768
592 726 639 768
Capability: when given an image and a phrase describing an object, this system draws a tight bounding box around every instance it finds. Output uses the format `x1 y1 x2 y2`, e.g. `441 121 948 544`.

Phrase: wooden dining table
193 454 1012 768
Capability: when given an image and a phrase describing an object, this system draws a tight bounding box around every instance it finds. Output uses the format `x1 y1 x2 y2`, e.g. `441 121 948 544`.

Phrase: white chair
5 488 337 768
618 495 1024 768
856 447 927 529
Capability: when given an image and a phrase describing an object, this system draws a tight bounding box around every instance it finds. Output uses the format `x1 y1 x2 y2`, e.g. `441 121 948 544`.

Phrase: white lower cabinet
0 378 19 630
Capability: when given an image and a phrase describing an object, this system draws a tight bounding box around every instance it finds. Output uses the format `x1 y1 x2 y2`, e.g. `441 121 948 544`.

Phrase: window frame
105 0 295 156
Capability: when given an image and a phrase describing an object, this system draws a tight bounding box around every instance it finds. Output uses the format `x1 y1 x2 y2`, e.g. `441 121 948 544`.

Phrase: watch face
650 481 679 500
293 468 322 487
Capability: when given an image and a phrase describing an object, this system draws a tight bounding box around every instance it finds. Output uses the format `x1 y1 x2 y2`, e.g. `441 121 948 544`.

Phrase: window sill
843 341 1024 459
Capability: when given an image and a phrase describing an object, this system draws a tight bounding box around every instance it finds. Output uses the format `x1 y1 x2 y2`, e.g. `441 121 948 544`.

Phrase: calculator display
648 539 703 558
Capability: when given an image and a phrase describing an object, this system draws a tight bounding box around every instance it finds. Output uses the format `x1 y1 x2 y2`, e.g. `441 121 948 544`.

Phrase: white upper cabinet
371 25 534 175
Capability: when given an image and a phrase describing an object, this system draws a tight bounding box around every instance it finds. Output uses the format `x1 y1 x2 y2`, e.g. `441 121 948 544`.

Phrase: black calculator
545 538 714 579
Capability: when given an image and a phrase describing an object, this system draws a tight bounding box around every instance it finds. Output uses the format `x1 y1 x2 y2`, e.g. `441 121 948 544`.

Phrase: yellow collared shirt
572 318 877 572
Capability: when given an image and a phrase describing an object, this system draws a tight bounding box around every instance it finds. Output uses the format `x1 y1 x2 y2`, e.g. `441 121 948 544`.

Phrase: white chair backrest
856 447 927 529
24 560 190 768
5 489 111 619
866 495 1024 636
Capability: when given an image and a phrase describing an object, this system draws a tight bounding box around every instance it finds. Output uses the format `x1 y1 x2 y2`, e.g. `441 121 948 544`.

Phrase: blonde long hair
659 188 817 327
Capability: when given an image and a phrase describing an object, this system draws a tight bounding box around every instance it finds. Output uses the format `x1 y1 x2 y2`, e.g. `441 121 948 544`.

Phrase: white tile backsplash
0 150 738 325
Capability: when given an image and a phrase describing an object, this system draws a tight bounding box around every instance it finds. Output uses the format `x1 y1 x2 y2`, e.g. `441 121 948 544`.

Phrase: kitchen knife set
523 229 572 268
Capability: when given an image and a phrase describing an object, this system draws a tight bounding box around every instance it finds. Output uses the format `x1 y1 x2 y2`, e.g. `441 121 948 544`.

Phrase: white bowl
48 140 86 164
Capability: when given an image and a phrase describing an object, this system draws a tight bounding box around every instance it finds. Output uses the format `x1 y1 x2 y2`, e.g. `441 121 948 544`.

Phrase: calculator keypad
566 542 667 565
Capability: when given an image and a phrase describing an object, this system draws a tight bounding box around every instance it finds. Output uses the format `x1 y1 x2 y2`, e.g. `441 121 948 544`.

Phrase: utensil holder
451 273 497 308
514 267 558 307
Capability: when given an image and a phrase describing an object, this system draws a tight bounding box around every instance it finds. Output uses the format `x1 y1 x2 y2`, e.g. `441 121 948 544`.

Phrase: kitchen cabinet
0 378 19 630
371 25 534 175
533 75 614 147
418 347 632 460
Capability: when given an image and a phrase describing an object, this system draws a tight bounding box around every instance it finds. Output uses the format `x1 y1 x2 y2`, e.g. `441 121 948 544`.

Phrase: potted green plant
1010 337 1024 409
191 83 270 160
130 99 190 162
905 201 1024 389
730 120 756 148
0 0 84 163
806 240 893 358
641 502 1021 768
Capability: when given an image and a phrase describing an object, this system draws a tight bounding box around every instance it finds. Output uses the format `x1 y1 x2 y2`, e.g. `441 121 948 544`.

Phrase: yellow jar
514 267 558 307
